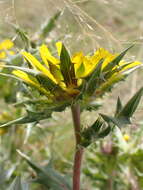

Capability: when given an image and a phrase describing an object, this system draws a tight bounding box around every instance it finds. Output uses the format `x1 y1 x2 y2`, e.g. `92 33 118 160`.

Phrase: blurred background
0 0 143 189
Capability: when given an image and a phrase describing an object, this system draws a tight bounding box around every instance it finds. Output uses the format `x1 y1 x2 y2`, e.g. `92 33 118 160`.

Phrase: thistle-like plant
0 41 143 190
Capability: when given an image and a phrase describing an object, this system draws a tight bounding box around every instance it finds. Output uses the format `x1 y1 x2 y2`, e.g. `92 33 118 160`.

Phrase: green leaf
104 62 134 80
0 101 70 128
85 59 103 96
17 151 71 190
0 110 52 128
91 117 104 132
103 45 133 72
98 126 111 138
41 11 61 37
76 62 85 77
100 88 143 128
96 73 125 98
100 113 130 128
115 97 122 116
81 117 104 147
14 25 30 50
36 73 59 92
36 73 67 98
60 44 74 86
48 62 63 82
118 87 143 118
2 65 40 76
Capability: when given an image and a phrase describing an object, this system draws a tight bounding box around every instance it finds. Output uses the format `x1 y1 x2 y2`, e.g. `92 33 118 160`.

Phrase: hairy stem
71 103 84 190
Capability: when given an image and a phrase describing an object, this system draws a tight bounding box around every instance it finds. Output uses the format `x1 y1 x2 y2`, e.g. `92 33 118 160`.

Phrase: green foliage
103 45 133 72
84 125 143 190
101 87 143 127
84 59 103 96
115 97 122 116
18 151 71 190
40 12 61 38
60 44 75 86
118 87 143 118
81 117 111 147
81 87 143 148
14 26 30 50
0 100 70 128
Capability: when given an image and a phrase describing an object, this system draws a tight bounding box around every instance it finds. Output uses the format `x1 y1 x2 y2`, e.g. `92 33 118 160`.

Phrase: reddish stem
71 103 84 190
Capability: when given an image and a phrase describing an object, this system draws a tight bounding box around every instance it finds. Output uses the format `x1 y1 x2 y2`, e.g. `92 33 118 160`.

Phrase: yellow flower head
0 39 14 71
0 39 14 59
123 134 130 141
12 42 142 101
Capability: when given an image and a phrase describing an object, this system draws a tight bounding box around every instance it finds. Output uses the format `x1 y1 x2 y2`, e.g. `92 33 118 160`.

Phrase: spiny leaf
48 62 63 82
36 73 58 92
81 117 104 147
0 111 52 128
96 73 125 98
91 117 103 132
98 126 111 138
14 26 30 50
115 97 122 116
2 65 40 76
118 87 143 118
85 59 103 96
100 88 143 128
60 44 74 86
13 99 52 107
0 101 70 128
100 113 131 128
103 62 133 80
103 45 133 72
17 151 71 190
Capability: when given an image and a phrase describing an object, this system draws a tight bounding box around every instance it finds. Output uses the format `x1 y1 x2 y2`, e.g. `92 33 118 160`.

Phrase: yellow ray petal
120 61 142 71
22 51 57 84
72 52 84 77
56 41 62 57
76 56 96 78
12 70 38 85
9 51 15 55
12 70 51 97
40 44 59 65
92 48 116 70
78 48 116 78
0 51 6 59
72 52 84 64
0 39 14 50
39 44 50 68
77 79 82 86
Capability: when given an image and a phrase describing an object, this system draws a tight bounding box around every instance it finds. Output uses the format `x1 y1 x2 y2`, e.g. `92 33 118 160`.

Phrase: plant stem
71 103 84 190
